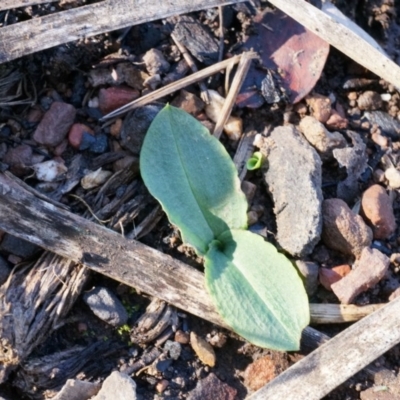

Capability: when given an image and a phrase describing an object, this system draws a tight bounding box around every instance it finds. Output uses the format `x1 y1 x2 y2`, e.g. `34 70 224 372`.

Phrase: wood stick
101 53 245 120
268 0 400 89
0 0 246 64
0 172 397 397
309 303 384 324
213 52 256 139
248 296 400 400
0 173 386 328
0 0 58 11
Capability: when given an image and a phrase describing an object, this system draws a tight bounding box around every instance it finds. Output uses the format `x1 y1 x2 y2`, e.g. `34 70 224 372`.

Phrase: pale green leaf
205 229 310 350
140 105 248 255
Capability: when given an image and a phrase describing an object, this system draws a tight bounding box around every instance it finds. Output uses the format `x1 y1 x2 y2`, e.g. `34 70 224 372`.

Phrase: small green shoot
140 105 309 351
246 151 263 170
116 324 131 336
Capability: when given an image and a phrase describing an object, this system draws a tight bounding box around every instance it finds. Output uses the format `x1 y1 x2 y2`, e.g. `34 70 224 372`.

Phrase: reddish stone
68 123 94 149
98 86 140 115
325 109 348 130
331 248 389 304
244 355 278 391
33 101 76 147
319 265 351 291
361 184 397 240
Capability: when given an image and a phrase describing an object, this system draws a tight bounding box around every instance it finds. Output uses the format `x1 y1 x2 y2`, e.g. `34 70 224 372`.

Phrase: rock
295 260 319 296
143 49 170 76
155 379 169 394
120 104 163 155
83 286 128 327
363 111 400 139
299 116 346 160
98 87 140 115
325 109 348 130
258 125 323 257
243 356 276 391
52 379 100 400
81 168 113 190
357 91 383 111
384 167 400 189
92 371 136 400
0 234 40 258
174 330 190 344
164 340 182 360
3 144 33 176
33 102 76 147
305 93 332 123
187 373 237 400
190 332 216 367
171 90 205 116
361 184 396 239
89 63 148 90
68 123 94 149
331 247 390 304
322 199 373 257
33 159 67 182
371 132 389 149
360 387 399 400
319 265 351 291
333 131 368 203
0 255 11 285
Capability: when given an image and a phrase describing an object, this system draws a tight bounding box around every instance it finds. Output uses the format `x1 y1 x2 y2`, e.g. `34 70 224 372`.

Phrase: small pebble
68 123 94 149
305 93 332 123
190 331 216 367
98 87 140 115
296 260 319 296
174 330 190 344
33 101 76 147
385 167 400 189
143 48 170 76
361 184 396 239
325 109 348 130
322 198 373 257
357 91 382 111
164 340 182 360
83 286 128 327
155 379 169 393
187 373 236 400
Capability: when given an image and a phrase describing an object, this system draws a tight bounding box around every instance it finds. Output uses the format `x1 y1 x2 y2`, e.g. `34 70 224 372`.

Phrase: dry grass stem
101 53 245 120
213 51 257 139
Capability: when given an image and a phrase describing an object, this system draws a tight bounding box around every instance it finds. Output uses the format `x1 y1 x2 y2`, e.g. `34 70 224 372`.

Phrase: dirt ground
1 0 400 399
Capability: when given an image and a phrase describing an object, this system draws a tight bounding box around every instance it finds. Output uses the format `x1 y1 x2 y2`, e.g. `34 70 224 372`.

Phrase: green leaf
140 105 248 255
205 229 310 350
246 151 263 170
